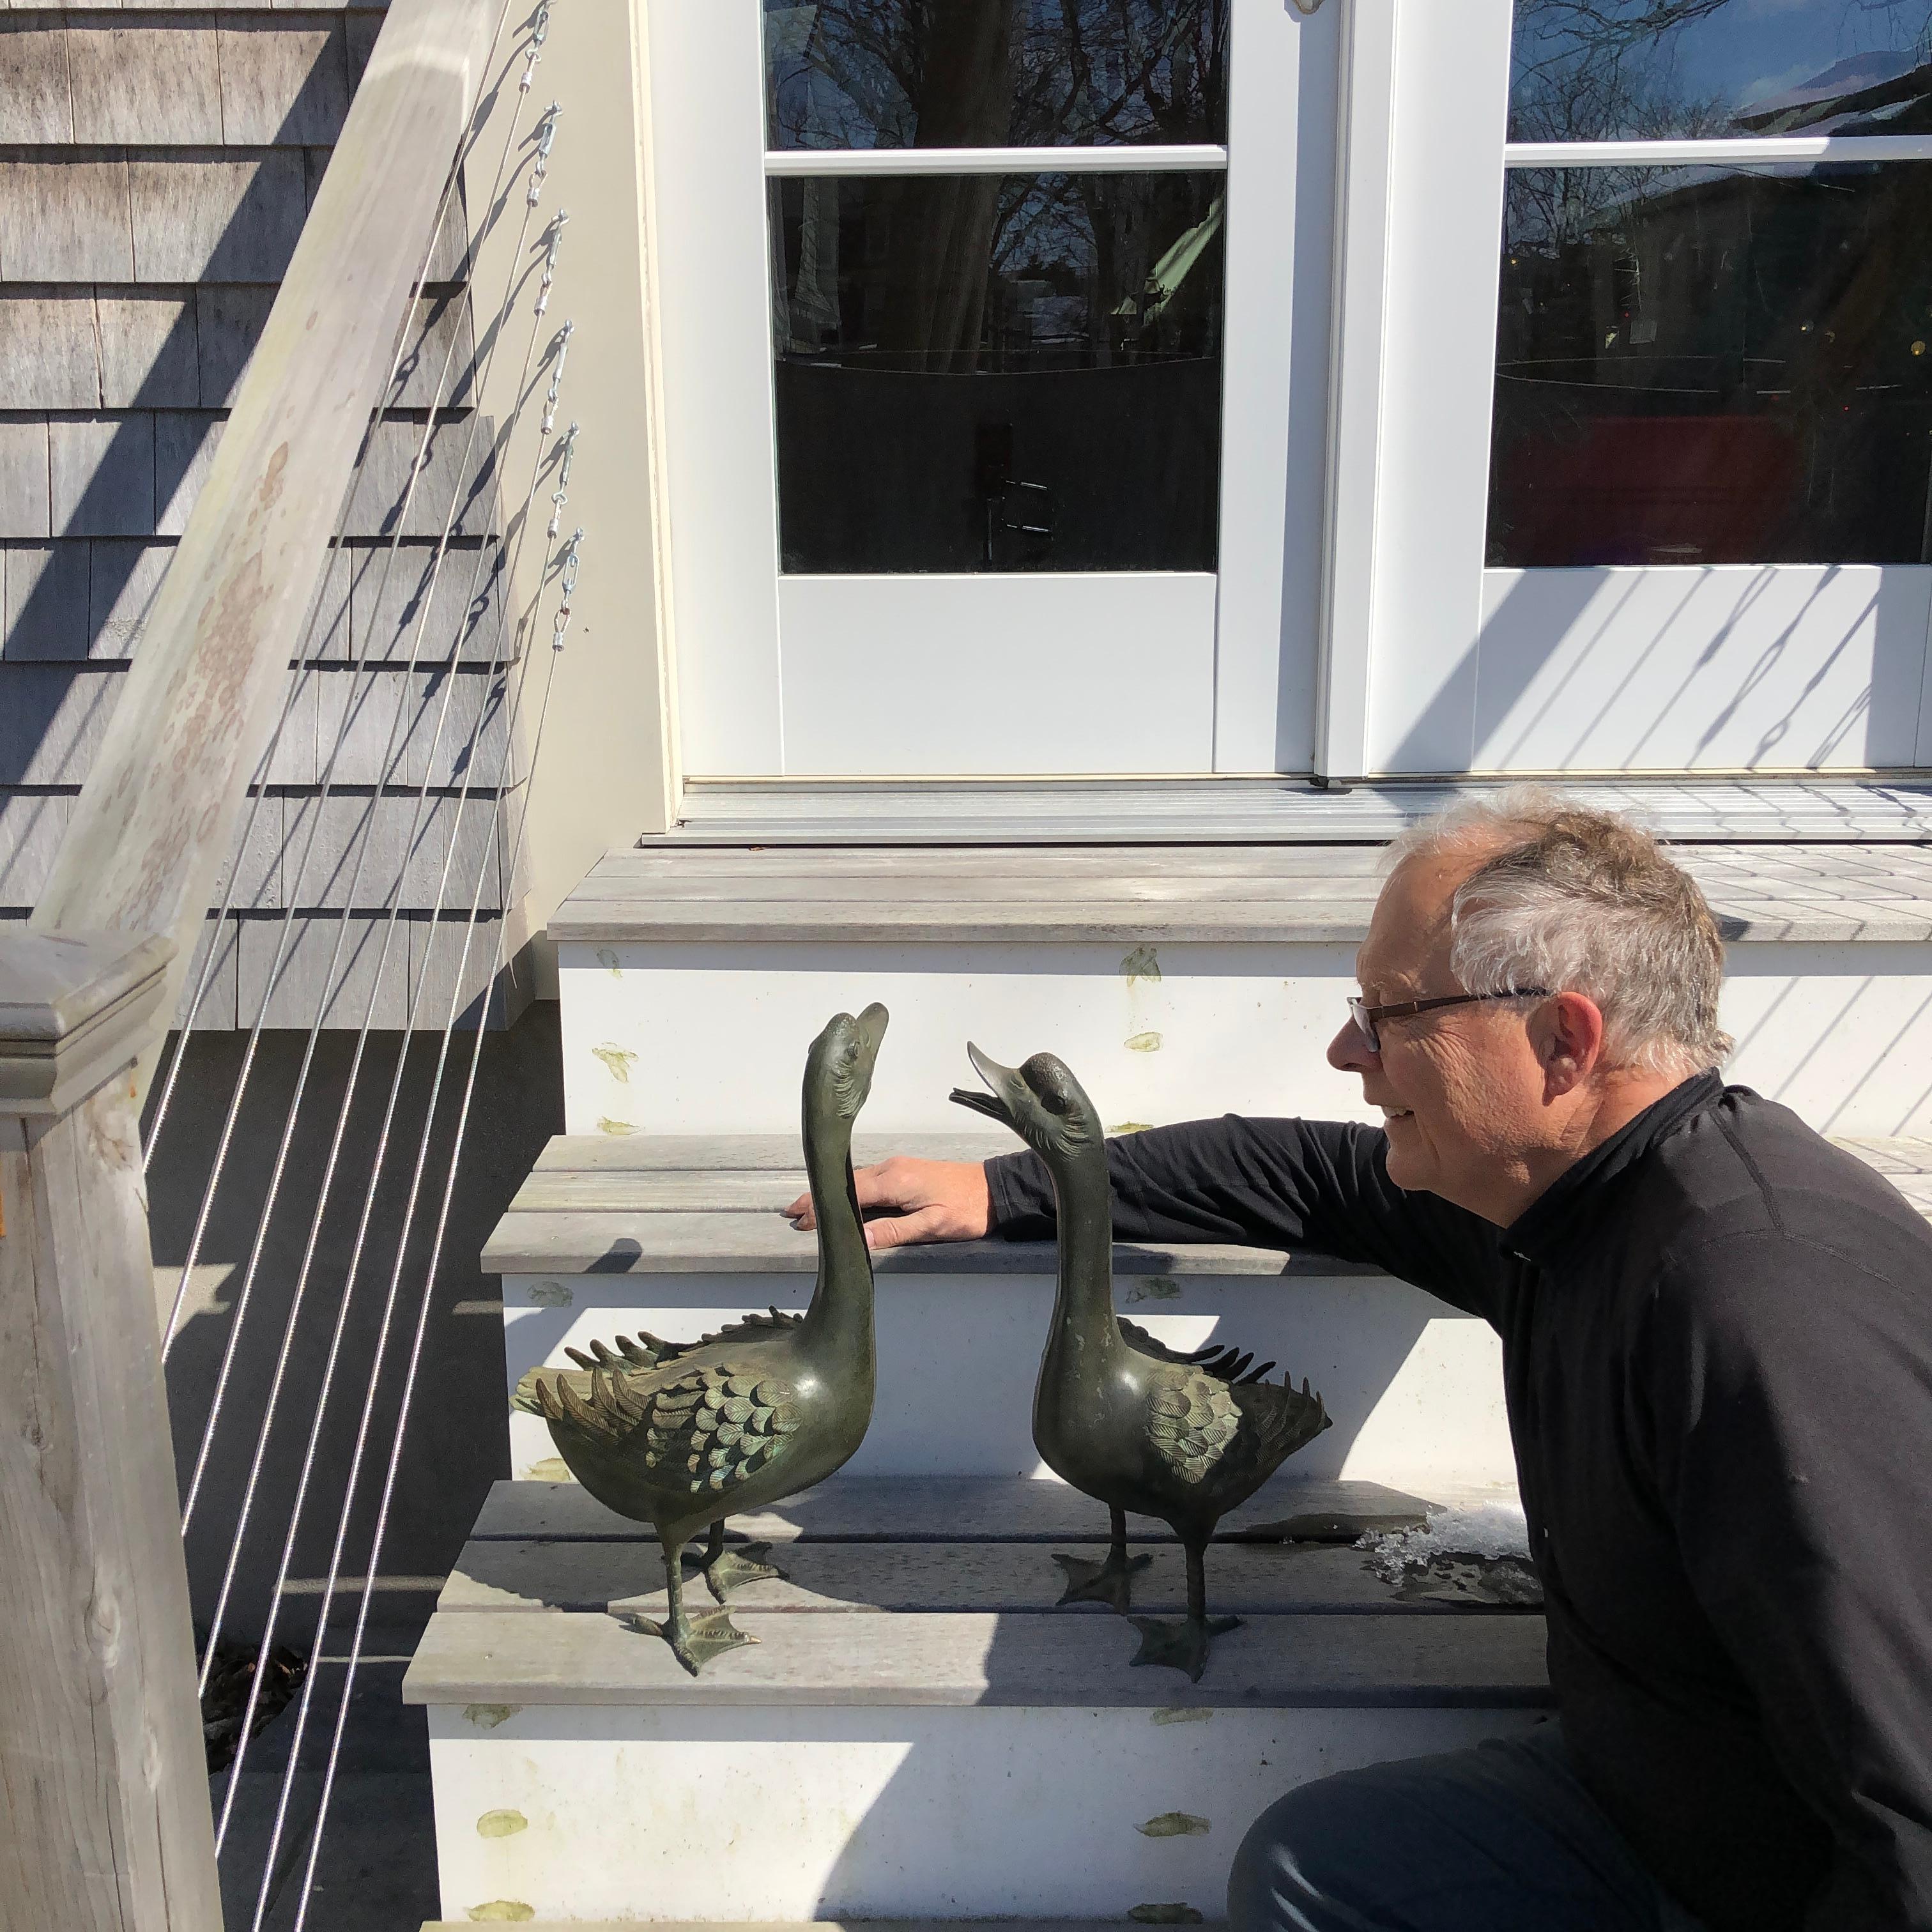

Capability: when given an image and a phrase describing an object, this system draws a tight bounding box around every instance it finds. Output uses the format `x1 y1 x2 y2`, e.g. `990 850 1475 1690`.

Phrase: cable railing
0 1 585 1924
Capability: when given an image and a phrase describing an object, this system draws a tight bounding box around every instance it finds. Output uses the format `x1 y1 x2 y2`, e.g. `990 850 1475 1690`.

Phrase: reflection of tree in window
763 0 1229 150
1510 0 1932 143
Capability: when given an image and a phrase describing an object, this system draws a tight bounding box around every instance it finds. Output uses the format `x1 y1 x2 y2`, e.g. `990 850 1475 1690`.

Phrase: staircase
404 817 1932 1926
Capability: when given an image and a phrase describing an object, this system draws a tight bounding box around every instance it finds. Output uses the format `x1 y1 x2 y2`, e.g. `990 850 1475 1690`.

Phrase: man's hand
783 1157 992 1251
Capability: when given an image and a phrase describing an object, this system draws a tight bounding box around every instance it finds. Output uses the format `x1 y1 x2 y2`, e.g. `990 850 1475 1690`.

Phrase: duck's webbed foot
624 1605 758 1677
685 1521 785 1604
624 1533 760 1676
1126 1611 1243 1683
1052 1547 1153 1615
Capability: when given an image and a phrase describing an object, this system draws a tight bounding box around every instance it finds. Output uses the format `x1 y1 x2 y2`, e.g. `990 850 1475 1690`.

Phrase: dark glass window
1510 0 1932 143
764 0 1229 150
770 171 1225 573
1488 163 1932 567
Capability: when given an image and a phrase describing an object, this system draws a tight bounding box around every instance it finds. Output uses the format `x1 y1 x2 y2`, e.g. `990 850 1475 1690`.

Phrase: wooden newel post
0 929 224 1931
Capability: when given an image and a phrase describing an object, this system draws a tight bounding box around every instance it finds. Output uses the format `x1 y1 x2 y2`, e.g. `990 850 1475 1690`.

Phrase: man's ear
1538 992 1606 1100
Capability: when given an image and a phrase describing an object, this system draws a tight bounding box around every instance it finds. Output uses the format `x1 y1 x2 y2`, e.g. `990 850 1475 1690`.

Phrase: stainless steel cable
165 109 560 1376
246 490 577 1923
180 173 561 1560
207 228 573 1858
141 13 516 1179
160 70 562 1363
226 305 576 1843
291 531 579 1932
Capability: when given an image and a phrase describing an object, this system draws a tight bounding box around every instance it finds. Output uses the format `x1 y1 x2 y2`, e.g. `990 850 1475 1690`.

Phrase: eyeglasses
1346 988 1551 1054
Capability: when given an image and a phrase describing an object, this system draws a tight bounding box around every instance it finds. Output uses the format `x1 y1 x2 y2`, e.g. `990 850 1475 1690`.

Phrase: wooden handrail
32 0 500 1057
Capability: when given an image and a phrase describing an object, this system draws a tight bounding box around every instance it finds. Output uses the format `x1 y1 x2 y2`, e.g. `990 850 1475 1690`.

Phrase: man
786 794 1932 1931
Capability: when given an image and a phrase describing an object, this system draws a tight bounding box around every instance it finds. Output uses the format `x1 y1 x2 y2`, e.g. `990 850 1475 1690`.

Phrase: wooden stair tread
484 1133 1932 1277
402 1607 1551 1709
553 841 1932 946
444 1537 1519 1620
470 1475 1443 1546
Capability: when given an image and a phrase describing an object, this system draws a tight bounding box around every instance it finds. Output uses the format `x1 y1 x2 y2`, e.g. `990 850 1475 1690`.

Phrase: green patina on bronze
516 1007 887 1676
953 1043 1331 1682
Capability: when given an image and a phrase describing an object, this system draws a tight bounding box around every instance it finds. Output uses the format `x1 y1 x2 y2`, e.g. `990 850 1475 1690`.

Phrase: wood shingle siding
0 3 526 1030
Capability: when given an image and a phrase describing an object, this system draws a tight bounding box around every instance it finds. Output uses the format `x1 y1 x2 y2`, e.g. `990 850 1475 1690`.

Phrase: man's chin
1379 1118 1432 1192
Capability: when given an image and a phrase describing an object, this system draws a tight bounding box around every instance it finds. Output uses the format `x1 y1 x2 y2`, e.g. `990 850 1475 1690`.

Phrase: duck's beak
852 1001 889 1069
950 1041 1023 1131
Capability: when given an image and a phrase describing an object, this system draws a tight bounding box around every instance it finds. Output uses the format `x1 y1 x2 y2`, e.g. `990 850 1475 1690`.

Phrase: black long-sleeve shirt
986 1075 1932 1932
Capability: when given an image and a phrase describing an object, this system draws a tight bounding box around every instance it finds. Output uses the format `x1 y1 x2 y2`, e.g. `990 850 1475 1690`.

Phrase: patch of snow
1359 1501 1531 1586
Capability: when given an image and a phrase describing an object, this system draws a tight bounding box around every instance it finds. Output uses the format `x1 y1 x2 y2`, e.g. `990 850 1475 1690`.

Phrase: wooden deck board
402 1606 1551 1708
553 842 1932 947
470 1475 1443 1547
443 1537 1498 1620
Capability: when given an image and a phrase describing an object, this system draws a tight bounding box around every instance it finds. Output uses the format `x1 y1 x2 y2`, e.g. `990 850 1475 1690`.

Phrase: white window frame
643 0 1344 779
1321 0 1932 781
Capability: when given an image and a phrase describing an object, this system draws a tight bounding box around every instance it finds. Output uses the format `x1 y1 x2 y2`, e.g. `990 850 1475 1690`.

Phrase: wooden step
555 841 1932 946
469 1475 1449 1549
549 847 1932 1141
406 1477 1547 1922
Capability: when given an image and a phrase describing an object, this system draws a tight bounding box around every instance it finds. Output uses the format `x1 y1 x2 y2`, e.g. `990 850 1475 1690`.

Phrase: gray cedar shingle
311 664 413 786
49 412 154 535
387 288 476 408
346 537 507 664
194 282 270 403
297 542 352 659
414 664 512 788
153 409 220 535
0 21 73 142
97 289 199 406
89 538 172 654
440 789 505 911
217 16 349 144
0 663 121 782
0 791 71 908
340 413 500 539
68 17 224 144
238 909 408 1027
0 290 100 408
285 788 445 910
262 663 318 785
128 148 305 280
0 157 135 280
411 910 510 1029
2 543 91 659
173 912 238 1032
0 421 52 538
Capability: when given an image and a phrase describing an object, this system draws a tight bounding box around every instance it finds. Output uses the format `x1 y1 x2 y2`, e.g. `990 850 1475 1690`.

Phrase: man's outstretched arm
785 1116 1499 1307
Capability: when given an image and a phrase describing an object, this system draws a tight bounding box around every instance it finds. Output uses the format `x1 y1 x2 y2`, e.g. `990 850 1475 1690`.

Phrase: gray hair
1389 788 1731 1077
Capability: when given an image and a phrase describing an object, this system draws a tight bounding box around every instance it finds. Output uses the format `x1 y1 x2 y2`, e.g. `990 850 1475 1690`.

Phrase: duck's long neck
799 1105 873 1359
1045 1137 1121 1358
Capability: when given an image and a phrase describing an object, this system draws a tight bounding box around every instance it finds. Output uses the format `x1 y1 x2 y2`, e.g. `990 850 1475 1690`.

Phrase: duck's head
804 1003 890 1126
950 1043 1101 1163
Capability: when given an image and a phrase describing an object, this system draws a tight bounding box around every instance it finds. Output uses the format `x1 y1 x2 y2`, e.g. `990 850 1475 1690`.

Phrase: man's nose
1328 1018 1376 1074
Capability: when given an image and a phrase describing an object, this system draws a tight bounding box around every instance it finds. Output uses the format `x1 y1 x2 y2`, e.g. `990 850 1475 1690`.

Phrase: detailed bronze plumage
954 1043 1331 1679
515 1005 887 1674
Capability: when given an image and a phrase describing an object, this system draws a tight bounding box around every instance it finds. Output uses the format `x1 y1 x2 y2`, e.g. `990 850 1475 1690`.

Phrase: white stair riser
559 941 1932 1138
503 1273 1514 1493
427 1703 1543 1922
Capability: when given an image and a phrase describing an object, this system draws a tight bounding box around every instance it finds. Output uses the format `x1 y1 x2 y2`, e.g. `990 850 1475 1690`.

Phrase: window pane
1489 164 1932 567
770 172 1224 574
1510 0 1932 142
764 0 1229 150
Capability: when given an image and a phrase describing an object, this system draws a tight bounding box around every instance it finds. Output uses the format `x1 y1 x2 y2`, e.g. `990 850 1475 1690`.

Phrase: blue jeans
1227 1722 1707 1932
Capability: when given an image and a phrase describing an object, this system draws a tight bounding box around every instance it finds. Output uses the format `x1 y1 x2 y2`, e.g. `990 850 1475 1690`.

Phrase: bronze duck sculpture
516 1004 887 1674
954 1043 1331 1680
